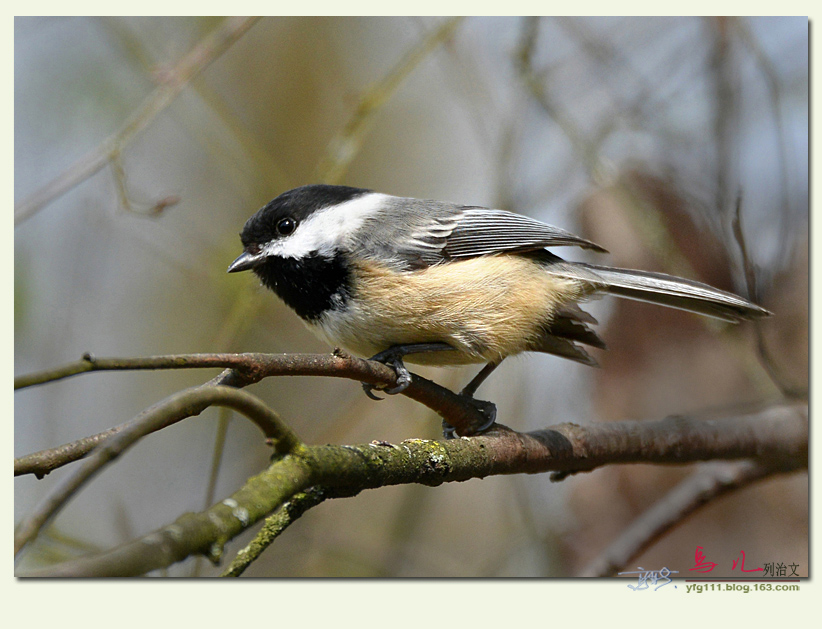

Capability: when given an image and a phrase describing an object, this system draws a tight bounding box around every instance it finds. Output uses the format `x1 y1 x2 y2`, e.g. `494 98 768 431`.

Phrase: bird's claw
471 399 497 432
383 363 412 394
442 421 458 440
362 348 414 399
362 383 385 400
441 398 497 438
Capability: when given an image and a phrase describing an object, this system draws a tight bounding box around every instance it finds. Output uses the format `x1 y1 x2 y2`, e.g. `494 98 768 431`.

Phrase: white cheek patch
264 192 389 259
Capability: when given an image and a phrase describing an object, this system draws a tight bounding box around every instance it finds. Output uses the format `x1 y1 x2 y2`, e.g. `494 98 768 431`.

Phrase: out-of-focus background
14 16 807 577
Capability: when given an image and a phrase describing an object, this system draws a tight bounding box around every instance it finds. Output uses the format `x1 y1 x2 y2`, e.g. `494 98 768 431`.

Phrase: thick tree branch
19 403 807 577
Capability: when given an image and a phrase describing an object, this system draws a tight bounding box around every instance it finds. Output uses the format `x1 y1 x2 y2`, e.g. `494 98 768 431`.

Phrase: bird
228 184 770 434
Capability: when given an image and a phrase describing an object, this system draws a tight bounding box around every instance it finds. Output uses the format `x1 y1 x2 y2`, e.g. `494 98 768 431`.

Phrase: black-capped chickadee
228 184 770 432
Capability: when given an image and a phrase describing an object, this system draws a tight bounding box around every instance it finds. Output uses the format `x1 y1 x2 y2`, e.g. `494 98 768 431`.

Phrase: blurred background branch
314 16 463 184
14 16 260 226
579 458 802 577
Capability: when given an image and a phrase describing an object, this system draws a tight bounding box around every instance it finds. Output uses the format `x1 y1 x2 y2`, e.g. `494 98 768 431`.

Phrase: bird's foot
442 397 497 439
361 343 453 400
361 347 416 399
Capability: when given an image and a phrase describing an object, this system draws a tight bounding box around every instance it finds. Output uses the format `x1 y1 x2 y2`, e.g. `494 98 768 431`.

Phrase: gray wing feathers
365 198 606 268
443 208 608 257
552 263 771 323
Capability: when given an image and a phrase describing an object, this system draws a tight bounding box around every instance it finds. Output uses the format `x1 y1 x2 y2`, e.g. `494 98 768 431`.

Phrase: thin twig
221 486 334 577
707 17 738 232
14 16 260 226
14 386 302 556
11 351 404 390
110 149 180 217
15 364 268 480
314 17 463 184
19 402 806 577
579 459 798 577
15 352 263 390
732 195 803 398
732 20 797 273
191 406 233 576
515 17 699 281
516 17 599 173
15 352 494 478
97 16 294 196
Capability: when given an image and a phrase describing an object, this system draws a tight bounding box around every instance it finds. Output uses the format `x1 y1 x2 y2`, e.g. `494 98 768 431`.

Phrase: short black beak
227 251 260 273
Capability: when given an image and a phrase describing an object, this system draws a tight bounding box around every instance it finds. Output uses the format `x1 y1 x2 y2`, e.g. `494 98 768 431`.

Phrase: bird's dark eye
276 217 297 236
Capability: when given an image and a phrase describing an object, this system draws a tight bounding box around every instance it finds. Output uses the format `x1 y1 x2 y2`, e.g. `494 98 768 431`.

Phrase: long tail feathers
551 262 772 324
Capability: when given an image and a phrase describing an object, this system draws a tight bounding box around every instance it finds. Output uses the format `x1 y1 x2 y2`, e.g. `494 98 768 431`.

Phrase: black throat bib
253 253 351 321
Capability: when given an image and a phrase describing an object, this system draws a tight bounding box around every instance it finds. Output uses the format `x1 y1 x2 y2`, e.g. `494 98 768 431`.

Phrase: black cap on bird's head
228 184 373 273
